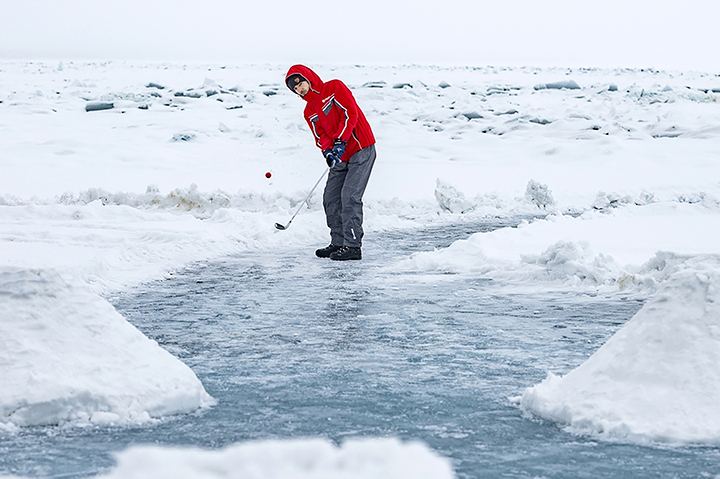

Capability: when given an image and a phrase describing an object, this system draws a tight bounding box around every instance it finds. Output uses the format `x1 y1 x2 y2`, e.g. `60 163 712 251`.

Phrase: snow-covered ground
2 61 720 471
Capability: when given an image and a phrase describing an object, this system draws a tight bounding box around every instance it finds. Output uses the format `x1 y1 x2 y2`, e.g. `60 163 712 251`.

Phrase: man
285 65 376 261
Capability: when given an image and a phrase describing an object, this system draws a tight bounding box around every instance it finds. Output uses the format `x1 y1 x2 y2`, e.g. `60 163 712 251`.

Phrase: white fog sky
1 0 718 71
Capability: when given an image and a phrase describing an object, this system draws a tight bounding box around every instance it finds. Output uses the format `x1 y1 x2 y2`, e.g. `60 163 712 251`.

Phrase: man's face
293 80 310 97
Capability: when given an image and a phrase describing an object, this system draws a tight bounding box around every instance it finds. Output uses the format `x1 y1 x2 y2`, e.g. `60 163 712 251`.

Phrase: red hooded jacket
286 65 375 162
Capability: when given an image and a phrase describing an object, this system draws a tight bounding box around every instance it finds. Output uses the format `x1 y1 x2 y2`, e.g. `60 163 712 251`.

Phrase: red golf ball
265 172 272 178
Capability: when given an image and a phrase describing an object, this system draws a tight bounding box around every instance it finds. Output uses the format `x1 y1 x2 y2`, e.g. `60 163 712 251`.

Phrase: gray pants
323 144 376 248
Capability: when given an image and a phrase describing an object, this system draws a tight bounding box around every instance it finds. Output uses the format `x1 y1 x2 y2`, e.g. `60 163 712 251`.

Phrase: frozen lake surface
3 219 720 478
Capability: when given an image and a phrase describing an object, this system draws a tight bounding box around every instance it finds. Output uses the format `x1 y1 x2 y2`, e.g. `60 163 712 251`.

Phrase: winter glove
331 139 346 158
323 149 341 168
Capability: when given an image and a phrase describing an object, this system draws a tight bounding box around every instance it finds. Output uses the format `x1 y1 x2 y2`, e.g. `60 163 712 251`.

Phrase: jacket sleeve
328 80 360 143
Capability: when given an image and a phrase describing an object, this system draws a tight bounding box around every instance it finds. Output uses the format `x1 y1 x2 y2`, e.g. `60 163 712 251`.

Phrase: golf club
274 168 329 230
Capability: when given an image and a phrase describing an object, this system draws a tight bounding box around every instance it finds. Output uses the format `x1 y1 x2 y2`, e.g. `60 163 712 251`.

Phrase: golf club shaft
281 168 329 229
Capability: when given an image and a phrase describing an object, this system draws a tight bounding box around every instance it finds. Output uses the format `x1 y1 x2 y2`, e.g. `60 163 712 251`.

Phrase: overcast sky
2 0 718 71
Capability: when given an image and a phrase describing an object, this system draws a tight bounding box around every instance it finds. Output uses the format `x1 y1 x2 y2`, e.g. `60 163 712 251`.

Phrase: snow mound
0 268 214 427
519 240 623 285
520 265 720 444
99 438 454 479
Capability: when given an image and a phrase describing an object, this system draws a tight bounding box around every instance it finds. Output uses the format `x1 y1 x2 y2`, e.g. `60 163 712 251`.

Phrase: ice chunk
172 132 196 142
462 111 483 120
434 179 474 214
534 80 581 90
524 179 555 209
591 191 632 210
85 102 114 112
529 118 552 125
362 81 386 88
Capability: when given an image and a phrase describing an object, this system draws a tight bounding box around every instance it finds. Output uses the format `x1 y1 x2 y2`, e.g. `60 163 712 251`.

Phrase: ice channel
2 219 719 479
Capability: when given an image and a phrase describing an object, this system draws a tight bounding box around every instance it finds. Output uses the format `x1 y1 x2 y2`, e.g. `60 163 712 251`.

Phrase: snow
518 266 720 443
0 269 214 428
396 203 720 292
2 60 720 452
97 438 453 479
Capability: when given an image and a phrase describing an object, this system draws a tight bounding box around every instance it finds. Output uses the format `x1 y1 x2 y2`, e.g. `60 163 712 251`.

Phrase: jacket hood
286 64 323 100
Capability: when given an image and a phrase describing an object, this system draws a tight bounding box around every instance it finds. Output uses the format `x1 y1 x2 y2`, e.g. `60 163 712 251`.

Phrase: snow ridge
100 438 454 479
0 269 215 429
519 265 720 444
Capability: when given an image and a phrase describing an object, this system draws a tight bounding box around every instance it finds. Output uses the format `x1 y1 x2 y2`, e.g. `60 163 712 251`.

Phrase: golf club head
274 222 287 230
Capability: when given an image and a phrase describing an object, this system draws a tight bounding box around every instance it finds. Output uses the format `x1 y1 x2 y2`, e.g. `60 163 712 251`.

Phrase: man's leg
323 165 347 246
340 145 376 248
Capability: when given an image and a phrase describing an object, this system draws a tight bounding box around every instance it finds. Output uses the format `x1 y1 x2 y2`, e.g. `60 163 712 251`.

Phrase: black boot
329 246 362 261
315 244 342 258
